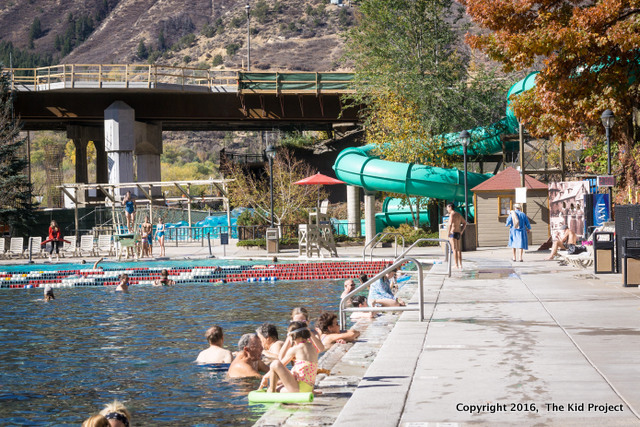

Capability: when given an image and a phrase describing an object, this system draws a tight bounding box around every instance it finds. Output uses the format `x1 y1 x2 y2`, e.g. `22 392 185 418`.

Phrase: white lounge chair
96 234 114 256
78 235 95 257
28 237 44 258
7 237 24 258
0 238 5 259
61 236 77 257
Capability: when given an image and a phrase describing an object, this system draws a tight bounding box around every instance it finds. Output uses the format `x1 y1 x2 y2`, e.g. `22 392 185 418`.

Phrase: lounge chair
0 238 5 259
7 237 24 258
78 235 95 257
61 236 77 257
96 234 114 256
27 236 44 258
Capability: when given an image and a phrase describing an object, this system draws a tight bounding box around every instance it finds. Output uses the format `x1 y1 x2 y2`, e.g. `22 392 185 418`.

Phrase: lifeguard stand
298 200 338 257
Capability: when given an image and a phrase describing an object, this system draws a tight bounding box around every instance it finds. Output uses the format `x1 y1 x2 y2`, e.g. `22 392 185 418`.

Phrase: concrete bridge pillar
67 125 106 204
364 190 376 244
347 185 361 237
104 101 135 196
134 121 162 196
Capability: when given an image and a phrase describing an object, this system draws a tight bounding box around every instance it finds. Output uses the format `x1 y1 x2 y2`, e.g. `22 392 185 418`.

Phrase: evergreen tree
0 68 37 236
137 39 149 59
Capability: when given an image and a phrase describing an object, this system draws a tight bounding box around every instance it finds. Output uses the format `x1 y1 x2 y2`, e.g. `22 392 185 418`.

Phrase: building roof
472 167 548 192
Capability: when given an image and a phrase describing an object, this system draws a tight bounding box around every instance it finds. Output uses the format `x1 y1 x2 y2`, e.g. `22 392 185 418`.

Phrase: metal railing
362 232 405 261
5 64 355 94
394 238 452 277
338 257 425 330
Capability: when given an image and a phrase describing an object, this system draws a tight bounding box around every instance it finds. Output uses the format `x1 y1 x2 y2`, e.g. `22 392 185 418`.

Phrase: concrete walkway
334 249 640 426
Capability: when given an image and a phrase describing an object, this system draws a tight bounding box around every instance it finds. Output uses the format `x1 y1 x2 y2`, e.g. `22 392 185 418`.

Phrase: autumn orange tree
463 0 640 197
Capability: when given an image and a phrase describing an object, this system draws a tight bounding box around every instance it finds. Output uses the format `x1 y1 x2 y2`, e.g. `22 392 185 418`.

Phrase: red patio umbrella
294 173 345 210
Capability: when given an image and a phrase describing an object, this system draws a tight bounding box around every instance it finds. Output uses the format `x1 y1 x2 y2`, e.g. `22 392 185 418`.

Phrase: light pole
601 109 615 213
245 2 251 71
459 130 471 223
265 144 276 227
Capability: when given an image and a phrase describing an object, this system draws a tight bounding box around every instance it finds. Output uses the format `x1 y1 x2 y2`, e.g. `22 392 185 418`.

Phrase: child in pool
280 307 324 357
260 321 319 393
116 274 129 292
350 295 376 320
154 269 175 286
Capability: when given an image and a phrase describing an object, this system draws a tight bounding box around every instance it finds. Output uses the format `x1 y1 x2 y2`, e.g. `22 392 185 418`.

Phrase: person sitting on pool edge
227 333 269 378
99 400 131 427
316 311 360 347
259 321 319 393
350 295 376 320
154 269 175 286
196 325 233 364
256 323 284 362
368 268 405 307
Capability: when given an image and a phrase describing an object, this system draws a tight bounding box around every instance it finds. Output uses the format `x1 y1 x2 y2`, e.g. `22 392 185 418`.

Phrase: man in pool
256 323 284 363
227 333 269 378
196 325 233 364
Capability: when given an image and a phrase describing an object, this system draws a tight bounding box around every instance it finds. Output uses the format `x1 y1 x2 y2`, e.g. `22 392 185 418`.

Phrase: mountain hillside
0 0 356 71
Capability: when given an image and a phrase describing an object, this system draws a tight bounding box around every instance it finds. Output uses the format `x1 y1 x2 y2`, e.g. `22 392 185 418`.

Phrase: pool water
0 277 348 426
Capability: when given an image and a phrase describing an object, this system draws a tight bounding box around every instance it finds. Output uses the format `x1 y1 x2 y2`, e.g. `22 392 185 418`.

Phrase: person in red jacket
48 220 62 261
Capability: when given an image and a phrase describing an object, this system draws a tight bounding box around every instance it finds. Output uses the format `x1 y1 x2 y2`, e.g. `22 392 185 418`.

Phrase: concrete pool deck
3 242 640 426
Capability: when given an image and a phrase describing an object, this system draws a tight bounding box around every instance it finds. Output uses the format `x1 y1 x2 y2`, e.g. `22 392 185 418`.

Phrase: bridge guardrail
5 64 355 94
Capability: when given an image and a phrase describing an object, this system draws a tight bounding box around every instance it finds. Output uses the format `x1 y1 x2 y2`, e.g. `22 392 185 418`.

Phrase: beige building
472 167 550 247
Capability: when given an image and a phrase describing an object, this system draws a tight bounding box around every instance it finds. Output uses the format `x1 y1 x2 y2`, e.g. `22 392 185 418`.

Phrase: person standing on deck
506 203 531 262
446 203 467 269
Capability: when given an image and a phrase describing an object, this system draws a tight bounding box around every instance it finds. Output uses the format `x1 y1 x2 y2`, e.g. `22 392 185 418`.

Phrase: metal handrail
338 256 424 330
362 232 405 261
394 238 452 277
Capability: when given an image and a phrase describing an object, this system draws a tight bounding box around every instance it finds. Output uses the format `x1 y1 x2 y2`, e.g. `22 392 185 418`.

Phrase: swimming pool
0 275 351 426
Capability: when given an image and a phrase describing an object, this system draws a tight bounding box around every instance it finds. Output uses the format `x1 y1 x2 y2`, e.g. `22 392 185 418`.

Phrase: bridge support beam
347 185 361 237
105 101 135 196
135 121 162 196
67 125 106 204
364 190 376 244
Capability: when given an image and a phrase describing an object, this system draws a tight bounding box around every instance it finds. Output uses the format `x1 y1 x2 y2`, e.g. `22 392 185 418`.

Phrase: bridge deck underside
14 90 359 131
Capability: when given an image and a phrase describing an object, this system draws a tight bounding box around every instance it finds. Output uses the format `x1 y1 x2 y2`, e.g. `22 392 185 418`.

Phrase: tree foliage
344 0 511 225
0 69 37 235
463 0 640 194
225 149 319 226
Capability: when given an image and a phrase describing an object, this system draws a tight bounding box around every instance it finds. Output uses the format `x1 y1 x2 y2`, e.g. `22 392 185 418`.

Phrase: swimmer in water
115 274 129 292
154 269 175 286
196 325 233 364
43 283 55 301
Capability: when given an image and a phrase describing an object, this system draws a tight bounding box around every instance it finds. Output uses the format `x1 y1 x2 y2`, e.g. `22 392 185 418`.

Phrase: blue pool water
0 272 348 426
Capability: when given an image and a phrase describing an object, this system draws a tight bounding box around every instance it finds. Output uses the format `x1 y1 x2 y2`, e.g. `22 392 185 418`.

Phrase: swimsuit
156 225 165 239
291 360 317 392
125 200 134 214
449 232 461 240
368 277 396 302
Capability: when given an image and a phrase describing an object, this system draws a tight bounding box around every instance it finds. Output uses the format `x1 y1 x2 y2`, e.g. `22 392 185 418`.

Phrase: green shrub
225 43 240 56
382 224 439 246
231 15 246 28
211 54 224 66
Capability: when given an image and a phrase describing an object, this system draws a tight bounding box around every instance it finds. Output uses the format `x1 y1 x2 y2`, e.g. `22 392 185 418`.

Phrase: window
498 196 514 218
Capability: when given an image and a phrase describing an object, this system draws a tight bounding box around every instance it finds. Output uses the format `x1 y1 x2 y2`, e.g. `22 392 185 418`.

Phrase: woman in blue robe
506 203 531 262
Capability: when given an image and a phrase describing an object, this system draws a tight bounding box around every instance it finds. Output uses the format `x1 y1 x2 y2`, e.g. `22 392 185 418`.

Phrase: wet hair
316 311 338 333
99 401 131 427
291 307 309 321
288 321 311 340
205 325 224 345
238 333 257 351
82 414 109 427
160 269 169 277
272 256 278 263
119 273 129 281
256 323 278 340
351 295 367 307
359 273 368 284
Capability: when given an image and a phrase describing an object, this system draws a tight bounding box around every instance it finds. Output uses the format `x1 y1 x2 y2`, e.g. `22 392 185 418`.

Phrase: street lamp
459 130 471 223
265 144 276 227
245 2 251 71
601 109 615 213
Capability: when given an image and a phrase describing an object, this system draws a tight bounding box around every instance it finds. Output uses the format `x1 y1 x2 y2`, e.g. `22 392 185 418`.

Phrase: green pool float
248 389 314 403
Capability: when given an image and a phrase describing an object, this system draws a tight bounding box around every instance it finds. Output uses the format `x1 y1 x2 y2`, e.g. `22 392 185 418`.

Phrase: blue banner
593 194 610 226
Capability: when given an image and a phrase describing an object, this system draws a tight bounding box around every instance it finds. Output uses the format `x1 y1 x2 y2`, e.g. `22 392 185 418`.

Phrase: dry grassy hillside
0 0 356 71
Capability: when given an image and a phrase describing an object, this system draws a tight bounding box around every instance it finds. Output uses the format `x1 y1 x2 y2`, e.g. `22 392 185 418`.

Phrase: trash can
622 237 640 287
266 227 279 254
462 223 476 252
439 222 449 261
593 232 615 274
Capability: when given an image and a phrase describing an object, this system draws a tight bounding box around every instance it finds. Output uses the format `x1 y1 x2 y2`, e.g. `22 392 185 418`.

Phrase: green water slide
332 72 539 204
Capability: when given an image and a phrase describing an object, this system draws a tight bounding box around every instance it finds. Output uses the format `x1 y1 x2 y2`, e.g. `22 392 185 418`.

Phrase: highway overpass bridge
7 64 360 196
